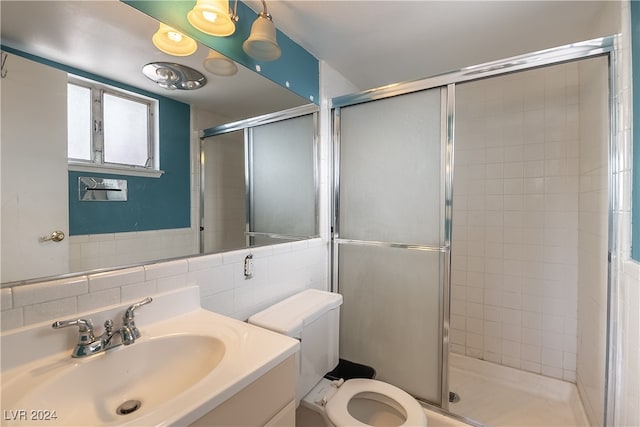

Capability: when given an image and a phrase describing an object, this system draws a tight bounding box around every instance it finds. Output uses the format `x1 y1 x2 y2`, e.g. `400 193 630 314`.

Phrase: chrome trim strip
440 83 455 410
331 36 615 109
245 231 317 241
200 103 319 138
312 112 320 237
331 108 342 292
604 35 619 427
199 139 206 254
418 400 487 427
335 238 447 253
245 128 253 247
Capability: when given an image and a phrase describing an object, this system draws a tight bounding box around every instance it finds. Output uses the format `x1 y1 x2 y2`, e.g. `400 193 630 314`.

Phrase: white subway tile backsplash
121 281 157 302
189 264 235 297
201 289 235 317
23 296 77 325
13 277 88 307
187 253 223 271
1 288 13 310
88 267 145 292
156 274 188 293
1 308 23 331
78 288 121 312
144 259 188 280
2 240 328 333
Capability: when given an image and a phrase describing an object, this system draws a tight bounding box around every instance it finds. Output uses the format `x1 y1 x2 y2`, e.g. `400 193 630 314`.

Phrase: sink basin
3 334 225 426
1 287 299 426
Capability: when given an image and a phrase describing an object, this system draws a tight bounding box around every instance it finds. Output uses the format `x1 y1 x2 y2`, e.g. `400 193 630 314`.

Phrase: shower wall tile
450 62 590 381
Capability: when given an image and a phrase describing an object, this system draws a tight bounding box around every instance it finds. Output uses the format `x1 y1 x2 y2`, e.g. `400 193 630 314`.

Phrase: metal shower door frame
331 85 453 407
198 103 320 252
330 35 618 420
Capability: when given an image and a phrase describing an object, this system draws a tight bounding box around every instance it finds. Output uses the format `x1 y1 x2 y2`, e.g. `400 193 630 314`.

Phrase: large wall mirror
0 1 318 285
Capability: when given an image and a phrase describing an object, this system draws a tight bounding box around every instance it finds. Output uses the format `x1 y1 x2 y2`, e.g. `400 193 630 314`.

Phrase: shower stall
331 37 615 426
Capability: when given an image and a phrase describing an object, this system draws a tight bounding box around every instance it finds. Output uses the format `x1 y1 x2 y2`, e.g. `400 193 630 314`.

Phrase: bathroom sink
3 334 224 426
1 287 299 426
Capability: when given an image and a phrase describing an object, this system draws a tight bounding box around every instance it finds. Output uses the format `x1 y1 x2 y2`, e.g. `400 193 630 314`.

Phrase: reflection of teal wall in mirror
1 46 191 236
124 0 319 104
632 1 639 261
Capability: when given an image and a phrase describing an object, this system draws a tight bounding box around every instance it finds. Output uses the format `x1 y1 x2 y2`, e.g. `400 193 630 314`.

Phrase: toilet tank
248 290 343 403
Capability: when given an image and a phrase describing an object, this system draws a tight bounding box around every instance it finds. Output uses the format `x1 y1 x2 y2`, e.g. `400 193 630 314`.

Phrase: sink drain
116 399 142 415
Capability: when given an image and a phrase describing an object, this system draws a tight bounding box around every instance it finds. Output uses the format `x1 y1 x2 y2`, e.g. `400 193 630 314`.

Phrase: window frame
67 75 162 177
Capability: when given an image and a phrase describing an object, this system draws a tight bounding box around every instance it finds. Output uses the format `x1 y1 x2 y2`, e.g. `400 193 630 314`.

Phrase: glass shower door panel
339 89 442 245
251 114 316 237
336 86 445 405
338 244 443 404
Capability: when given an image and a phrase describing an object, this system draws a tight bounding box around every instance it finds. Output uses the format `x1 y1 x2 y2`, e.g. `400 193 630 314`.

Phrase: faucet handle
52 318 95 343
123 297 152 322
122 297 152 339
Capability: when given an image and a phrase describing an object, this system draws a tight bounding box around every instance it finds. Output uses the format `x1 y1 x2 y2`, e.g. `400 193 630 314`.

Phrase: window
67 76 159 174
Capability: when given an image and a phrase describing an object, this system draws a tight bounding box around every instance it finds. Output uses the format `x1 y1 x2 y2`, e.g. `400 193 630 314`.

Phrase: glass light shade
152 23 197 56
203 50 238 76
187 0 235 37
242 14 281 62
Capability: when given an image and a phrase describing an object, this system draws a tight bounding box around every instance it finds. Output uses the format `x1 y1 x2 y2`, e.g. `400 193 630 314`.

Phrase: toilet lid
325 379 427 427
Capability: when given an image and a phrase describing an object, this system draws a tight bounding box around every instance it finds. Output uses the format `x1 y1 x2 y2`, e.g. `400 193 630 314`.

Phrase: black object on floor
325 358 376 381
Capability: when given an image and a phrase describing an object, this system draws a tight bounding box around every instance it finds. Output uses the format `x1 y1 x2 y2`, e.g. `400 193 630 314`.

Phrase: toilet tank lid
248 290 343 337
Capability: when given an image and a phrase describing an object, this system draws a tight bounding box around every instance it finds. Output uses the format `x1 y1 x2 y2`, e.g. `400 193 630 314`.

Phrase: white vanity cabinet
190 355 297 426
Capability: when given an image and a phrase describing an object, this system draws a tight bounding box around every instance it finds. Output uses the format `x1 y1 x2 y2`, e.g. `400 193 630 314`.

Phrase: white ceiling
250 0 612 90
1 1 613 123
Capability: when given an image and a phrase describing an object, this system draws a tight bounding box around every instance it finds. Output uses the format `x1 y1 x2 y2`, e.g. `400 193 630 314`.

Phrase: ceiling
1 1 612 122
250 0 612 90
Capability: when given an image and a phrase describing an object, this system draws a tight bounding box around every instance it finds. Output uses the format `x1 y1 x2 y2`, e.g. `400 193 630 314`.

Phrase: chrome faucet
52 297 152 358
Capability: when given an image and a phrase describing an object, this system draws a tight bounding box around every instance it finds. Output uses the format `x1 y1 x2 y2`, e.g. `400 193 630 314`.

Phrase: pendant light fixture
242 0 281 61
203 49 238 76
152 23 198 56
187 0 238 37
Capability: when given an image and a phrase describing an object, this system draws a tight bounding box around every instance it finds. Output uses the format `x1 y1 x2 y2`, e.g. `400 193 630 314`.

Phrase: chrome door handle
40 230 65 242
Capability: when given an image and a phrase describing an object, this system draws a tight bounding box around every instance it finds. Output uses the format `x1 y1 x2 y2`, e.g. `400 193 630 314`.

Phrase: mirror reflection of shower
200 106 319 254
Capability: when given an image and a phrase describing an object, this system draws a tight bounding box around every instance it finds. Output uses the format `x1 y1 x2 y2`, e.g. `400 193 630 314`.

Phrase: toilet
248 289 427 427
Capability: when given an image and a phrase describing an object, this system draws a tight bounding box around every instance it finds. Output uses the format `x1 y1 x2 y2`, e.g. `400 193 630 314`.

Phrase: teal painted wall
124 0 319 104
632 1 639 260
1 46 192 236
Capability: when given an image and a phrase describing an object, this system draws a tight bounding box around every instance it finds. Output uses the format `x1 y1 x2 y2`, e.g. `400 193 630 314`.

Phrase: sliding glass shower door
333 87 451 406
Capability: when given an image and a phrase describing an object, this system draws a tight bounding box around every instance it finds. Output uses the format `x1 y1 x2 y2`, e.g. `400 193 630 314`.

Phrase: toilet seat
325 379 427 427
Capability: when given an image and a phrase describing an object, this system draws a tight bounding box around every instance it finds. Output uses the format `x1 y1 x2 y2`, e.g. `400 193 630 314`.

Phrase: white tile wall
576 56 609 426
69 227 198 273
451 61 595 382
1 238 328 332
612 3 640 424
618 260 640 426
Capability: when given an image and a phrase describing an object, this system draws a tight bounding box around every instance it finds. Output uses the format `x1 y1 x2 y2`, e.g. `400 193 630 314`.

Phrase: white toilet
248 289 427 427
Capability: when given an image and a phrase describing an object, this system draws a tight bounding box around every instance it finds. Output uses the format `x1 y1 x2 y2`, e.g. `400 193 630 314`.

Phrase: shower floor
448 353 590 426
